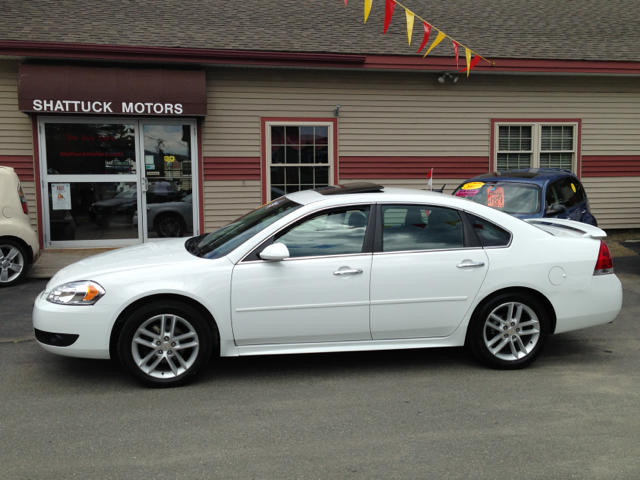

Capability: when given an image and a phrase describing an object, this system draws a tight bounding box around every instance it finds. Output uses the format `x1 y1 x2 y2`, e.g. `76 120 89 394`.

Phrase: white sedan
33 183 623 387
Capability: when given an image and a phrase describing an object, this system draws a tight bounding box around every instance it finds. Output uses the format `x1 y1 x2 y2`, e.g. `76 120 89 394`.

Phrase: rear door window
381 205 464 252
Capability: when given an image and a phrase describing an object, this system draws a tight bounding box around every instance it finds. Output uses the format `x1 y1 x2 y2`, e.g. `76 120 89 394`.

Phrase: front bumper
32 291 115 359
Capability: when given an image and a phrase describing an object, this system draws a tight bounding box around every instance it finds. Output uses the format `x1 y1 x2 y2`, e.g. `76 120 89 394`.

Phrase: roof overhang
3 40 640 76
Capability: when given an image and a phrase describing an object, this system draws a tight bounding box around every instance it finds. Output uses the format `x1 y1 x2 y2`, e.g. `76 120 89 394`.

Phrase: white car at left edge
33 183 622 388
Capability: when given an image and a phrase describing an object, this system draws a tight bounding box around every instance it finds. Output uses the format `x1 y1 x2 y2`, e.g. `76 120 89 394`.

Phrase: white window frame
494 122 578 172
264 121 335 202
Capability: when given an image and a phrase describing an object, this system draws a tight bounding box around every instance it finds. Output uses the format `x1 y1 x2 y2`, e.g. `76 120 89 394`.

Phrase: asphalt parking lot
1 257 639 479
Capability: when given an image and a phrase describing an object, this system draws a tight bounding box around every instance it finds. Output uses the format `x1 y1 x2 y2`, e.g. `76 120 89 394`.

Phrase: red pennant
459 55 482 73
344 0 347 6
452 41 459 69
416 22 431 53
383 0 396 34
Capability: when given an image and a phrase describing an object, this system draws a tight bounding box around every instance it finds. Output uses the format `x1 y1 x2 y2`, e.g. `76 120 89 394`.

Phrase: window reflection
48 182 138 241
277 208 369 257
381 205 464 252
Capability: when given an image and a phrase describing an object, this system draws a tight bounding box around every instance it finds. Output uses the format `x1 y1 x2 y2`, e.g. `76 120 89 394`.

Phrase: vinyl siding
0 61 33 156
202 68 640 228
582 177 640 229
203 180 262 231
21 181 38 231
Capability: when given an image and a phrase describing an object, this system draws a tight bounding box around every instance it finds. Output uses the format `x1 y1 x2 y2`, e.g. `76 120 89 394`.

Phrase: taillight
594 240 614 275
17 185 28 215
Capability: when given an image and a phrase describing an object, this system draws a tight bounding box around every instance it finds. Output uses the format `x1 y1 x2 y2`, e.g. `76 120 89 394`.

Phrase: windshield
453 181 542 214
187 197 303 259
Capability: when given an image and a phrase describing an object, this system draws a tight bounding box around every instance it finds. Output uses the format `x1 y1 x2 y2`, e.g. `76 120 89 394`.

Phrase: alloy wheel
157 216 183 237
482 302 540 361
0 244 25 284
131 314 200 379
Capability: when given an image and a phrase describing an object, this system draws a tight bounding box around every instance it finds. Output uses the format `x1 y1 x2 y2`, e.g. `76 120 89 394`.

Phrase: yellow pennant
423 31 446 57
364 0 372 23
465 47 472 76
405 10 415 45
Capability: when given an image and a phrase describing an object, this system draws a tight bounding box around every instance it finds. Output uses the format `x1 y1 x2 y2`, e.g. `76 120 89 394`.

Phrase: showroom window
495 122 578 172
265 122 334 201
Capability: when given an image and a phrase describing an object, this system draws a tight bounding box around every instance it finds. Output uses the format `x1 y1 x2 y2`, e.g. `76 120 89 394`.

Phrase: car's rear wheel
155 213 186 237
467 292 550 369
0 239 28 288
118 300 212 387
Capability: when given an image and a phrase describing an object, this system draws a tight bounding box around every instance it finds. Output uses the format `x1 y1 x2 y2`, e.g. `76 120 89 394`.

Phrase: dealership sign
18 65 207 116
32 100 185 115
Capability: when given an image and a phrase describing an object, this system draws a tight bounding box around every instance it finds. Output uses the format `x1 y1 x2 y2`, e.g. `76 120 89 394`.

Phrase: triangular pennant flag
383 0 396 33
364 0 372 23
459 54 482 75
345 0 347 6
452 41 459 70
465 48 472 76
423 31 446 57
405 10 415 45
416 22 431 53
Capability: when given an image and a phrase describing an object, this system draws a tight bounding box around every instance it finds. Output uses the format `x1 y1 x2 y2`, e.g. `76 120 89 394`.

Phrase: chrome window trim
240 252 373 264
372 246 482 256
237 201 374 264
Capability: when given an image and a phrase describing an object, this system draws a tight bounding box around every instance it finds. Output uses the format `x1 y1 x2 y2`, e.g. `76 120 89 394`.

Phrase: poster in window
51 183 71 210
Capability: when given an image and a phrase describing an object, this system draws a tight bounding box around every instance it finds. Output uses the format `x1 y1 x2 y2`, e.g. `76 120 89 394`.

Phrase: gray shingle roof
1 0 639 62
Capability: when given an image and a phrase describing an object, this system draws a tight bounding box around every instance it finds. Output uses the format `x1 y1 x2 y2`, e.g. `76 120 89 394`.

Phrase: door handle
141 177 148 193
457 262 485 268
333 269 363 275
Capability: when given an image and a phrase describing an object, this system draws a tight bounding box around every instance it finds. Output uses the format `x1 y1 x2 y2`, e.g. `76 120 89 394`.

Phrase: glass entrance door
139 121 197 241
39 118 199 247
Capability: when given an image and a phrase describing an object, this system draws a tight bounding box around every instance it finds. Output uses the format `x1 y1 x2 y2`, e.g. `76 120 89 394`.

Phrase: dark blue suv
452 168 598 226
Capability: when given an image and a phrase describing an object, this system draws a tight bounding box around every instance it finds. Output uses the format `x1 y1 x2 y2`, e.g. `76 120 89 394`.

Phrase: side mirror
545 203 567 217
259 242 290 261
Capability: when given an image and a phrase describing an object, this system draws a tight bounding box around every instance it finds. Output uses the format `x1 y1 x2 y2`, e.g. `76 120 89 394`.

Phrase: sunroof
316 182 384 195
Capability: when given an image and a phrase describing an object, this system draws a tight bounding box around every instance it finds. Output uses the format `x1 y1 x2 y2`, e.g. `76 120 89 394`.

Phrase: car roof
286 183 444 206
460 168 577 187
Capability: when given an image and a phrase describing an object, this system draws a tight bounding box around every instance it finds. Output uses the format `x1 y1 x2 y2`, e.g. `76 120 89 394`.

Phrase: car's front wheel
118 300 213 387
467 292 550 369
0 239 28 288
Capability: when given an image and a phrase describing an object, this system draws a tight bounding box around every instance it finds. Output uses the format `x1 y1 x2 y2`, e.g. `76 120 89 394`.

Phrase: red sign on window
487 186 505 208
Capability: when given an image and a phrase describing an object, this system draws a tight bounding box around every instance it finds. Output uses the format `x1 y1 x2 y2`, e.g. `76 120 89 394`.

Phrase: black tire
154 213 186 237
467 292 550 370
0 239 28 288
117 300 213 388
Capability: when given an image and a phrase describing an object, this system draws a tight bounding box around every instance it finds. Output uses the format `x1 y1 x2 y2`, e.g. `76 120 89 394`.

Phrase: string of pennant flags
345 0 495 75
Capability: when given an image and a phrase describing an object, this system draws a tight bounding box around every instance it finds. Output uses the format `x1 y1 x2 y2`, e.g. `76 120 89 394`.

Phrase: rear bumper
550 274 623 334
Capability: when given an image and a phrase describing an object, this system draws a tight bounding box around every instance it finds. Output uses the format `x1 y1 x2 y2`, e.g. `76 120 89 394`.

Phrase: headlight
47 281 106 306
